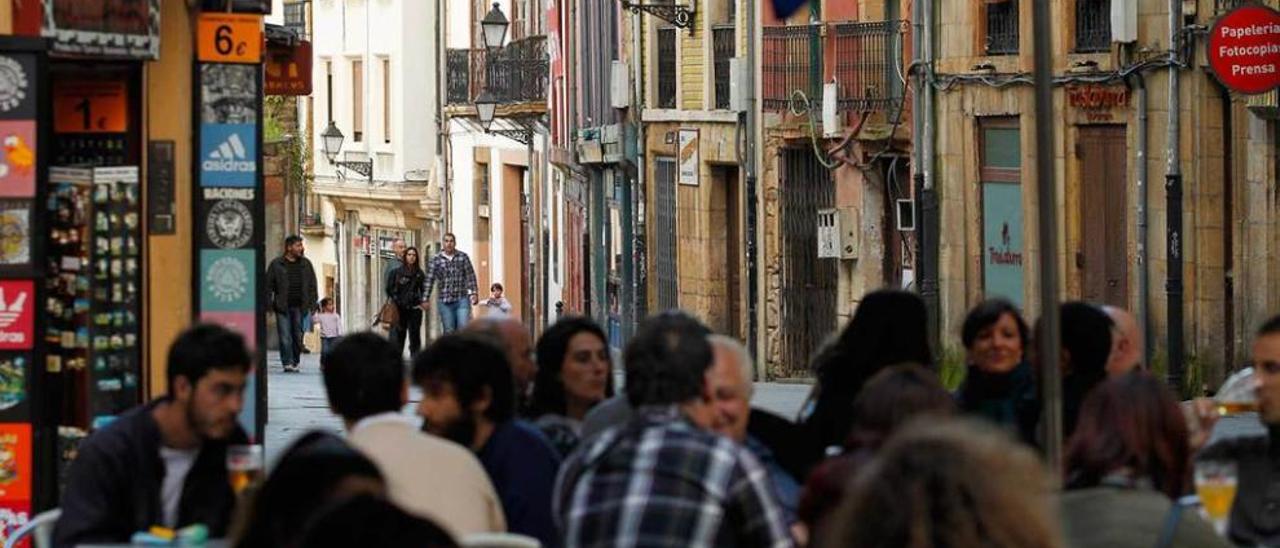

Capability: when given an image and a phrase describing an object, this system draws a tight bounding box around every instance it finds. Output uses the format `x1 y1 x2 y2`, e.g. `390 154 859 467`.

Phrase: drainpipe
746 0 761 369
918 0 940 354
629 2 645 341
1167 0 1184 391
1131 71 1152 370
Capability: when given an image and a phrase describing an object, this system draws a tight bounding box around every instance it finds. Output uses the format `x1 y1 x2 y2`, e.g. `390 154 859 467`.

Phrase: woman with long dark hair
799 289 933 471
529 316 614 455
386 246 427 355
957 298 1039 446
1061 373 1228 547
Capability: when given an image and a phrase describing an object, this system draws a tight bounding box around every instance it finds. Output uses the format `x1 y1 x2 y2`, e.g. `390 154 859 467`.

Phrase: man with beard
55 324 251 546
1199 315 1280 546
414 333 561 547
266 235 318 372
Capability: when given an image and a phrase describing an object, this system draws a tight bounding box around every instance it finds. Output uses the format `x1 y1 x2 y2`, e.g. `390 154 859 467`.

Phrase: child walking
313 297 344 358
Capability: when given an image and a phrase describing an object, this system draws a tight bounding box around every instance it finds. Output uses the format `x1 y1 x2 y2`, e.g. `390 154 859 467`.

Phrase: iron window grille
1075 0 1111 53
985 0 1020 56
763 24 823 112
657 27 678 109
284 0 309 41
713 25 735 110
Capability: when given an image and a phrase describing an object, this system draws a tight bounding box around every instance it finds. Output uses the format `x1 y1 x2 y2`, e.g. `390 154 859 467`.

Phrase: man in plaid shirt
554 312 795 548
423 233 479 333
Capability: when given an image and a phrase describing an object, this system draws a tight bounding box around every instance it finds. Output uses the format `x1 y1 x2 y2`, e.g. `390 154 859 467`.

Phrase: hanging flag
772 0 808 19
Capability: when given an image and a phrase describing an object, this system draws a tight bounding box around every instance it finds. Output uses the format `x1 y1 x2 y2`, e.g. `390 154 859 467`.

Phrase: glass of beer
1216 367 1260 416
1195 460 1238 536
227 444 263 495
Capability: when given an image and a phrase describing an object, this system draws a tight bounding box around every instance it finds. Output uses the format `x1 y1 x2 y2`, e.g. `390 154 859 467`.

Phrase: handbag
374 300 401 332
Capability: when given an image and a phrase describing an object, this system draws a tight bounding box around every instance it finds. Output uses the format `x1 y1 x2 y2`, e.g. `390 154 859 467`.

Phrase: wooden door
1077 125 1129 307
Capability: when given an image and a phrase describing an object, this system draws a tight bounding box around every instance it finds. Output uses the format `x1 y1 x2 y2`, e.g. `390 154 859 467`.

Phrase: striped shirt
424 250 479 304
554 406 794 548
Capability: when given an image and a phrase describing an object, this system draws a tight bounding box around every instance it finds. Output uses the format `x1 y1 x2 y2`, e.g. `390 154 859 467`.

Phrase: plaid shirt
554 406 795 548
424 250 478 303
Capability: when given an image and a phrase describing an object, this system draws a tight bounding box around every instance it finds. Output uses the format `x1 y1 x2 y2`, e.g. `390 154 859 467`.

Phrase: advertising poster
200 64 258 187
0 54 36 120
0 122 35 198
678 129 699 186
0 423 31 502
982 183 1025 308
200 249 256 312
0 201 29 266
199 187 256 250
0 281 32 351
0 355 26 415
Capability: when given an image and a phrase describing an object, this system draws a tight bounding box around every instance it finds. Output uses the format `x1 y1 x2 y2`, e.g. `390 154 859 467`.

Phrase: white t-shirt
158 446 199 528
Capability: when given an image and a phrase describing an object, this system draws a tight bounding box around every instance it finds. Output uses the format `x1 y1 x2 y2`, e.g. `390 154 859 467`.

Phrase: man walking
267 235 318 372
423 233 479 334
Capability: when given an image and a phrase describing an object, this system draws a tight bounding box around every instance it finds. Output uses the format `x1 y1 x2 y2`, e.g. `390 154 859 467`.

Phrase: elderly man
707 335 801 520
1103 305 1143 376
466 315 536 413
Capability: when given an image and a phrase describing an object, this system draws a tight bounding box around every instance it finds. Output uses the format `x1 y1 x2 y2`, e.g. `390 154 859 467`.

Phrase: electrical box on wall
840 207 860 260
611 61 630 109
729 58 746 112
896 199 916 231
822 82 841 138
817 208 840 259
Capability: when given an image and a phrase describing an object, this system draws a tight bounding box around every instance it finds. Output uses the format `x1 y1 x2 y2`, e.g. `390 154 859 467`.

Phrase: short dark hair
166 324 251 394
623 311 713 407
1060 301 1113 383
961 298 1029 350
413 333 515 423
491 282 504 292
322 332 404 422
531 316 613 417
319 297 334 308
299 495 458 548
847 363 956 450
1260 315 1280 337
285 235 303 247
443 233 456 241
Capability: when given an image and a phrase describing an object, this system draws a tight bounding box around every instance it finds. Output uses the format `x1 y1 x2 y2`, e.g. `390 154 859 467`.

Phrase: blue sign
200 249 256 311
982 183 1024 308
200 123 257 187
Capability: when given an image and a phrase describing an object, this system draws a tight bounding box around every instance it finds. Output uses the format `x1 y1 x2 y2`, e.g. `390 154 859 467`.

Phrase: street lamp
475 89 499 132
481 2 509 50
320 120 373 182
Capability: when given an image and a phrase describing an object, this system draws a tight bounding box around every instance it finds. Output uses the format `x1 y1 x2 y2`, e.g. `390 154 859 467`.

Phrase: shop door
780 149 836 377
1077 125 1129 307
709 166 741 338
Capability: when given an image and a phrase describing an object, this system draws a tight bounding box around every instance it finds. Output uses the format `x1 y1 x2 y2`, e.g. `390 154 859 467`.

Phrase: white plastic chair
4 508 60 548
459 532 542 548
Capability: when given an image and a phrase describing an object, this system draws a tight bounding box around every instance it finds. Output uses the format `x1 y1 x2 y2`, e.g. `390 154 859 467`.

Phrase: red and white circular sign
1208 5 1280 95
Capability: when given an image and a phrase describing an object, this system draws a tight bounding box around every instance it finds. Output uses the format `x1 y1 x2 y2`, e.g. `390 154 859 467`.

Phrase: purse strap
1154 498 1187 548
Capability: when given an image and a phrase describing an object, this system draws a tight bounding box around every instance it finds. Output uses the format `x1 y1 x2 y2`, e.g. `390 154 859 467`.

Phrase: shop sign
199 249 256 312
265 41 313 96
1067 85 1130 122
41 0 162 60
0 282 32 351
198 13 264 64
1208 5 1280 95
982 183 1024 308
678 129 699 186
53 81 129 134
200 125 257 187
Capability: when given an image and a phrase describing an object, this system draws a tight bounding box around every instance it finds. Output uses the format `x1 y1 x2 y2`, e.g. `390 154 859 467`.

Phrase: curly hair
818 419 1062 548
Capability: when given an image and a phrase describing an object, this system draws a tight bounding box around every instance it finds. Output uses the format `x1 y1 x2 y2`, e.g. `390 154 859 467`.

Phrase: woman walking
386 246 427 356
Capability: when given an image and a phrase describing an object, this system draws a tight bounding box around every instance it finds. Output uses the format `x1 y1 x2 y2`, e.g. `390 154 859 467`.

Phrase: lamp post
475 89 498 132
320 120 373 182
481 2 509 50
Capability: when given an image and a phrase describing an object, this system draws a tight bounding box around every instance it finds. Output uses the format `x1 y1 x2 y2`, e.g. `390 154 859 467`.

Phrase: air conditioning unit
1111 0 1137 43
729 57 746 112
822 82 841 138
817 208 840 259
611 61 630 109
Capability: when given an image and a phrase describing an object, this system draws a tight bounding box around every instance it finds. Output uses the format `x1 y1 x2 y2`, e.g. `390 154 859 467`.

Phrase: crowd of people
48 286 1280 548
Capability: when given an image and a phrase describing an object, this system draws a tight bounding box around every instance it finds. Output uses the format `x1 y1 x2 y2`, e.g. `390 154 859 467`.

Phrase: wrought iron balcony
1075 0 1111 53
763 24 823 112
831 20 907 113
446 36 548 108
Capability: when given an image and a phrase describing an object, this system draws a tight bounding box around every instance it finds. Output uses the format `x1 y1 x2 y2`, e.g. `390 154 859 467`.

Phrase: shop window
985 0 1019 56
382 57 391 144
1075 0 1111 53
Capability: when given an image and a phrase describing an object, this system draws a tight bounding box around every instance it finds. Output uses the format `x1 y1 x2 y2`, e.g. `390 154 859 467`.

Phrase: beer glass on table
1216 367 1259 416
227 444 263 495
1195 460 1238 536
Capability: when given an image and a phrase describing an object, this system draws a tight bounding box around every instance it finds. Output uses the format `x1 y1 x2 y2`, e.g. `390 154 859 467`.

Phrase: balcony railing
713 25 736 110
763 24 823 112
986 0 1020 55
283 0 309 41
831 20 905 112
1075 0 1111 53
445 36 548 106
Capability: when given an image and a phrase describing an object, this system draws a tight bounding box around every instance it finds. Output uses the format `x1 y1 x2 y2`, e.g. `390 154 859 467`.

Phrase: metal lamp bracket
621 1 695 29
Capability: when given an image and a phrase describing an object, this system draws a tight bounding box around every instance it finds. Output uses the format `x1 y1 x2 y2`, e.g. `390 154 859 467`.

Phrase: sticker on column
200 249 256 311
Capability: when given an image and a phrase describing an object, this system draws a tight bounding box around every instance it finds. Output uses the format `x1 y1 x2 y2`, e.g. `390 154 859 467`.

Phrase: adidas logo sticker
203 133 255 174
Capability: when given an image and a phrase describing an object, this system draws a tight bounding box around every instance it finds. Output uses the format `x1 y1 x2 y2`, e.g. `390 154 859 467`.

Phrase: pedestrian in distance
55 324 252 546
312 297 343 359
386 246 428 356
957 298 1039 447
423 233 479 334
267 235 318 373
480 282 513 315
